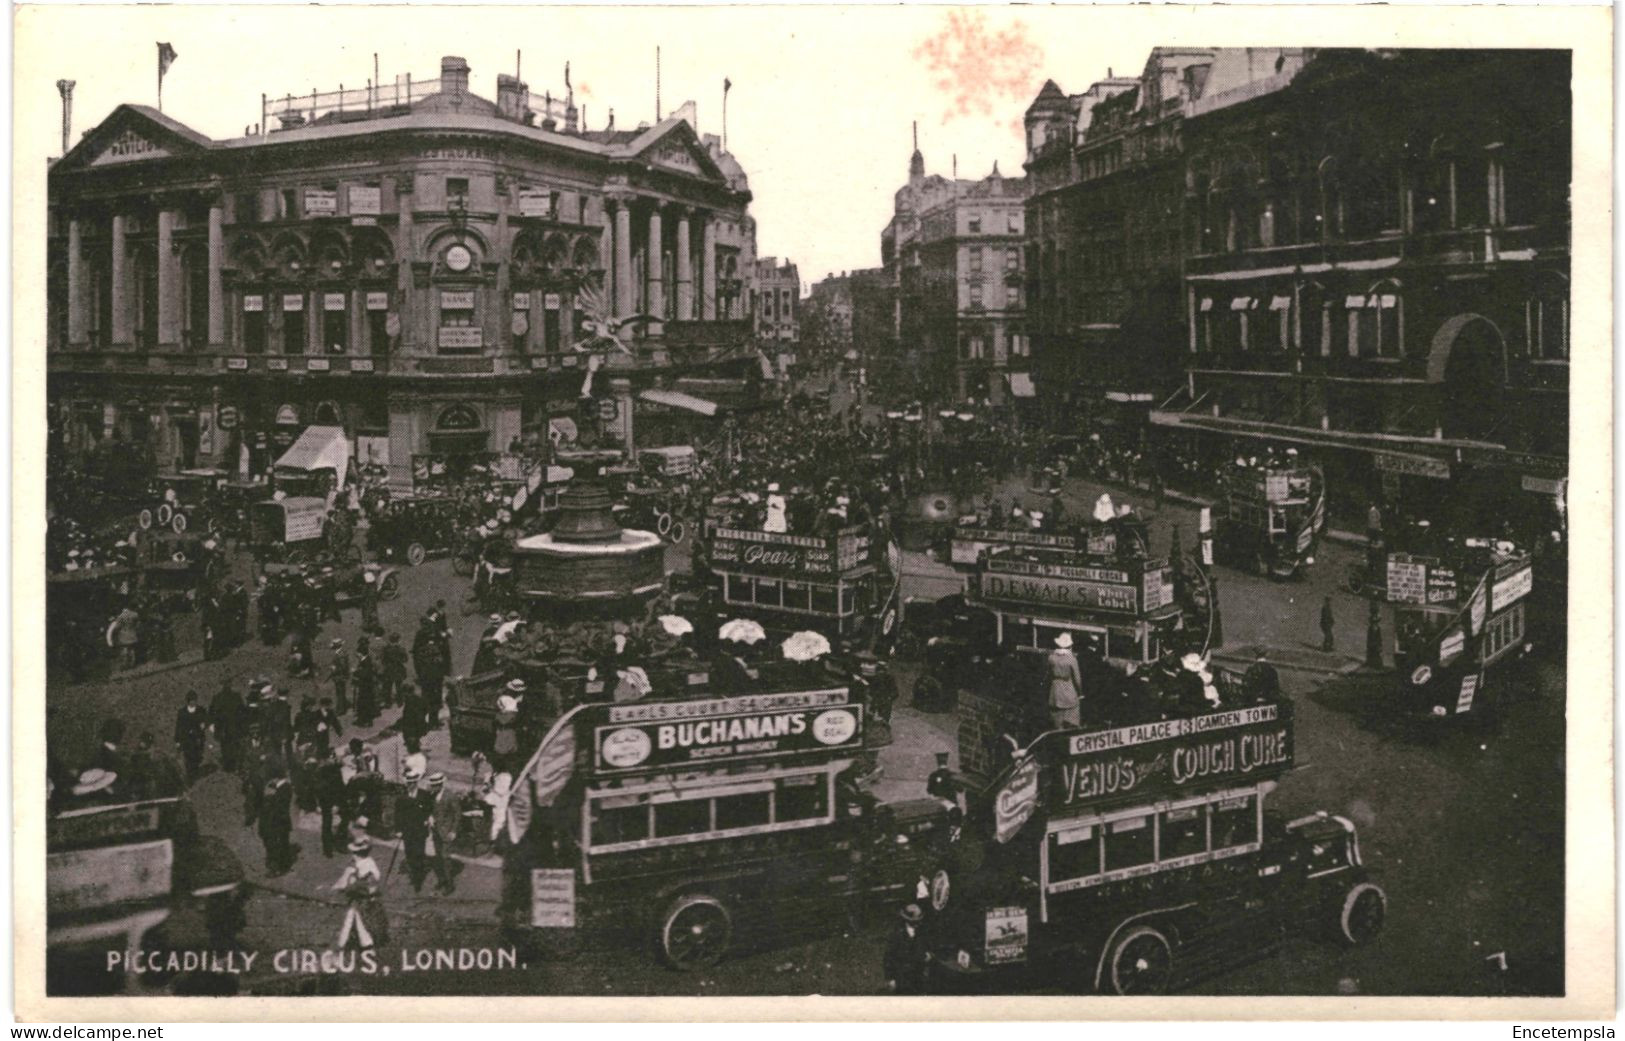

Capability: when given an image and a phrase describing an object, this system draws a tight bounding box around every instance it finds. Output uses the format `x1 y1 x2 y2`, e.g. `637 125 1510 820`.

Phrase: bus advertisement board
592 699 863 774
1046 703 1293 810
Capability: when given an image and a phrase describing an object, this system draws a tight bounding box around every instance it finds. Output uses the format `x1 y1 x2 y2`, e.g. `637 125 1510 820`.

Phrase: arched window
313 401 342 426
435 403 483 432
1355 279 1403 357
1296 280 1331 356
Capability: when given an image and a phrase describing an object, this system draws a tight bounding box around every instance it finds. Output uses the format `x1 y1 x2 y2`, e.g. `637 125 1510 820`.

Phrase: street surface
46 384 1565 998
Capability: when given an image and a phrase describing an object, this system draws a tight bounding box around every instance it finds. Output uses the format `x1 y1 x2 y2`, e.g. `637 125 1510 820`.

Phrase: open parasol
781 630 833 663
718 618 767 645
658 614 694 637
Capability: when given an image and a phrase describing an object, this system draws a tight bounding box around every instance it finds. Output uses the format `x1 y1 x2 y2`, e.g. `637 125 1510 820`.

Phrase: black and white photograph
14 2 1612 1021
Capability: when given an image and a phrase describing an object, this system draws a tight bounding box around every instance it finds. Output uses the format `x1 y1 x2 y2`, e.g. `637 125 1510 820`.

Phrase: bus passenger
1047 633 1083 730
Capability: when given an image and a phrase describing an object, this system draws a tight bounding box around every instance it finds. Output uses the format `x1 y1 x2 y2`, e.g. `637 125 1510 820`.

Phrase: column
701 217 717 321
646 207 664 333
156 208 180 347
613 199 634 319
395 179 414 354
67 218 87 346
110 214 131 346
495 183 511 356
675 211 693 321
207 202 225 347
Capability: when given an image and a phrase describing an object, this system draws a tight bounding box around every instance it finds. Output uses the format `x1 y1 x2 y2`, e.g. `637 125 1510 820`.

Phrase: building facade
1023 49 1305 428
47 55 759 481
1153 49 1571 531
751 257 800 376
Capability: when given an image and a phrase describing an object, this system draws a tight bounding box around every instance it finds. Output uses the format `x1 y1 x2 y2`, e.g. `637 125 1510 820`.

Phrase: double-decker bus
701 520 899 645
928 695 1387 993
501 682 954 969
48 779 247 994
1388 539 1537 724
1212 459 1325 579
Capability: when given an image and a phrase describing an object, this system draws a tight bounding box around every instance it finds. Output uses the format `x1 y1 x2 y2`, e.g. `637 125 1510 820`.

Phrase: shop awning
639 388 718 417
1009 372 1037 398
274 425 350 489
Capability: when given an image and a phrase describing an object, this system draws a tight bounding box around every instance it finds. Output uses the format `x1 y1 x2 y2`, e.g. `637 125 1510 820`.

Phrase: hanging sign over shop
281 294 304 312
324 293 347 311
544 294 562 310
242 295 264 312
440 291 475 310
1374 451 1451 480
365 292 390 311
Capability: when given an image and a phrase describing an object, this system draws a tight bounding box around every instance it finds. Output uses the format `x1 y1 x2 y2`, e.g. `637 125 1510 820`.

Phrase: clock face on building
445 244 473 272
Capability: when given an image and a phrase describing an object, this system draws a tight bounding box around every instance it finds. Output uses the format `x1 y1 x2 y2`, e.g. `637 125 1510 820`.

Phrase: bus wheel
657 512 674 536
1335 882 1387 946
659 893 733 971
669 520 687 544
406 542 427 567
1107 925 1174 995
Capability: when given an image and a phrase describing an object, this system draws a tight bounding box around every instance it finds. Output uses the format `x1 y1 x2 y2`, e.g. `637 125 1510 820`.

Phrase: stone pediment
55 104 211 173
634 122 725 183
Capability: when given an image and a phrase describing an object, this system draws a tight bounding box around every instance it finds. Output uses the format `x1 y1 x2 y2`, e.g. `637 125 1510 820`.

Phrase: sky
17 5 1163 290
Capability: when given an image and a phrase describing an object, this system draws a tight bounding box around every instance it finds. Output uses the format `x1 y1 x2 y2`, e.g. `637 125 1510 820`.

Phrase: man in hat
328 638 351 717
380 631 408 708
394 766 431 892
1319 595 1336 653
258 772 295 876
399 682 431 750
925 751 963 825
358 570 381 634
174 690 209 782
473 614 504 675
418 771 457 895
1173 653 1213 716
313 743 348 857
261 686 295 767
1047 632 1083 730
1243 650 1281 705
93 718 127 777
883 904 931 995
333 836 388 950
412 616 449 726
352 638 378 726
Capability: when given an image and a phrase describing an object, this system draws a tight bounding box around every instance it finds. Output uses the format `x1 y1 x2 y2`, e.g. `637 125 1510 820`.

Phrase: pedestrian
209 678 245 774
329 638 350 717
380 632 408 707
353 638 378 726
241 727 268 827
1047 632 1083 730
358 571 381 634
420 772 457 895
174 690 209 781
333 837 389 950
394 767 430 892
314 744 348 858
883 904 931 995
1320 595 1336 653
399 683 430 750
112 604 140 670
1365 600 1385 668
492 680 524 772
412 619 448 726
93 718 126 776
258 773 295 876
262 686 294 766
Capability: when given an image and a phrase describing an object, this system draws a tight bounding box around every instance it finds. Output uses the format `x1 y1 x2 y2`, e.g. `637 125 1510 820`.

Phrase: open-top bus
1388 539 1537 725
928 695 1387 994
501 683 954 969
1212 460 1326 579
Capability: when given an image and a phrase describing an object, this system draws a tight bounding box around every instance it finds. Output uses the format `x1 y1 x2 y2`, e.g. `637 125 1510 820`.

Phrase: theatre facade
46 56 759 480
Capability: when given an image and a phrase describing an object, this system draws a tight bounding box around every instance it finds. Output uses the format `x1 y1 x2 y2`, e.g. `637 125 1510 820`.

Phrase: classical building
881 132 1028 404
47 55 760 480
1152 49 1571 530
1023 49 1305 428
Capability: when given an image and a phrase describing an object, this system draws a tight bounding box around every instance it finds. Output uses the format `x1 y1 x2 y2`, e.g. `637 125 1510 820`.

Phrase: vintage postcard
12 2 1613 1022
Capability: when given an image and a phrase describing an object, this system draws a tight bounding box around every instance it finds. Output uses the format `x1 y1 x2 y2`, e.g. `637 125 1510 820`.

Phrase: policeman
174 690 209 781
329 638 351 717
